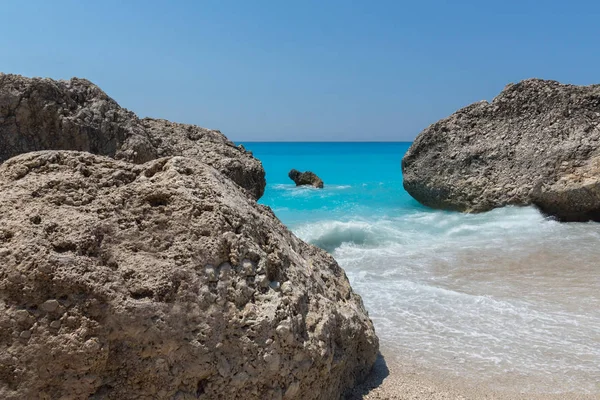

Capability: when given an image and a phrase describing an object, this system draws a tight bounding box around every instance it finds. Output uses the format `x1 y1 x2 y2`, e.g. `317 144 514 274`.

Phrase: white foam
292 206 600 394
294 219 406 251
272 183 351 189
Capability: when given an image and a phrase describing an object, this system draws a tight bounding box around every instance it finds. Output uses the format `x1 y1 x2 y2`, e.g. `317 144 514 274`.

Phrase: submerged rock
0 73 265 199
288 169 324 188
402 78 600 221
0 151 378 399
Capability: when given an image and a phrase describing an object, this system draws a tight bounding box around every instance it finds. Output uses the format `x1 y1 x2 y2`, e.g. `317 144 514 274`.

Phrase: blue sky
1 1 599 141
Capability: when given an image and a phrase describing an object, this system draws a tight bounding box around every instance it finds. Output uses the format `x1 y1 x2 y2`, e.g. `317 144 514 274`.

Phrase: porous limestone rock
402 78 600 221
0 151 378 399
288 169 324 189
531 157 600 221
0 73 265 199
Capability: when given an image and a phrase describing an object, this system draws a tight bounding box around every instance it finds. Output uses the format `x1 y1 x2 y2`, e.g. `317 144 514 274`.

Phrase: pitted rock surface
402 79 600 221
0 73 265 199
0 151 378 400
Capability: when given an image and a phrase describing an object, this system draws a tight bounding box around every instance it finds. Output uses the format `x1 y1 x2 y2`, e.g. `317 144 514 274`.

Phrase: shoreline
348 349 599 400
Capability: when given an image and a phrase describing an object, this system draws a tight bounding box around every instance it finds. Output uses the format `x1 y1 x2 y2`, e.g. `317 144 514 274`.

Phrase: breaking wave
291 206 600 394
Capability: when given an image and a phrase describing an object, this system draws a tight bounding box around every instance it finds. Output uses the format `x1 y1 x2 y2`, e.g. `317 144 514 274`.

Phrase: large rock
0 73 265 199
288 169 324 189
402 79 600 221
0 151 378 399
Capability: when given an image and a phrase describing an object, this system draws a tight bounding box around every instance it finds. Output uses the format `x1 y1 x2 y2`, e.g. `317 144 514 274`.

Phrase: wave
291 206 600 393
293 206 556 253
294 219 404 252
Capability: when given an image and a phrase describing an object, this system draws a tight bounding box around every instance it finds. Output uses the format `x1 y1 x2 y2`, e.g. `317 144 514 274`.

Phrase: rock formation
402 78 600 221
0 151 378 399
0 73 265 199
288 169 324 189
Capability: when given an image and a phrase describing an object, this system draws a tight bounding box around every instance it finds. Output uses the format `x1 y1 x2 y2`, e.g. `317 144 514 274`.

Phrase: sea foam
295 206 600 394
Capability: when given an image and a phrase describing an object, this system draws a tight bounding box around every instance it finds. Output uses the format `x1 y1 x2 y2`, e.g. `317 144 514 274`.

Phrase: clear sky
1 1 599 141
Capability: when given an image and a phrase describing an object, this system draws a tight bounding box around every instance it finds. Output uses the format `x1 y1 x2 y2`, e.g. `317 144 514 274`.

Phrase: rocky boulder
0 151 378 399
402 78 600 221
0 73 265 199
288 169 324 188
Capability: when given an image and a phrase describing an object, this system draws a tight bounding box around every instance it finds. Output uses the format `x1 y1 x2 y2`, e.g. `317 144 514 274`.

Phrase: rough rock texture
0 151 378 400
531 157 600 221
402 79 600 221
0 73 265 199
288 169 324 189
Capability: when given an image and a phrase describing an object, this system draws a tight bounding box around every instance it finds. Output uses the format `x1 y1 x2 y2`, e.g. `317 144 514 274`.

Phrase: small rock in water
288 169 324 188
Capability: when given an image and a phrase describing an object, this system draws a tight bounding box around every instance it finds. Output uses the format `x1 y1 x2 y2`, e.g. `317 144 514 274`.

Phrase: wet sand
348 350 599 400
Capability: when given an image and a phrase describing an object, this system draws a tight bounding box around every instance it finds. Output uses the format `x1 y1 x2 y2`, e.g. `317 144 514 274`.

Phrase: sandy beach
348 348 599 400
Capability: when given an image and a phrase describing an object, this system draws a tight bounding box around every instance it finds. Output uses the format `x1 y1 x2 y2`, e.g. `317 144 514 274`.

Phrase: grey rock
288 169 324 188
0 151 378 400
40 299 59 313
531 157 600 221
0 73 265 199
19 331 31 339
402 78 600 221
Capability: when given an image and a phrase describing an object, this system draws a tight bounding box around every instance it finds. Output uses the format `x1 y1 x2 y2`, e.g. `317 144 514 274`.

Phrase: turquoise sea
242 142 600 395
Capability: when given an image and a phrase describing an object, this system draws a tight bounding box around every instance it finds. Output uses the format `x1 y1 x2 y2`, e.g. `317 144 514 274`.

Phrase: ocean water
242 142 600 395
